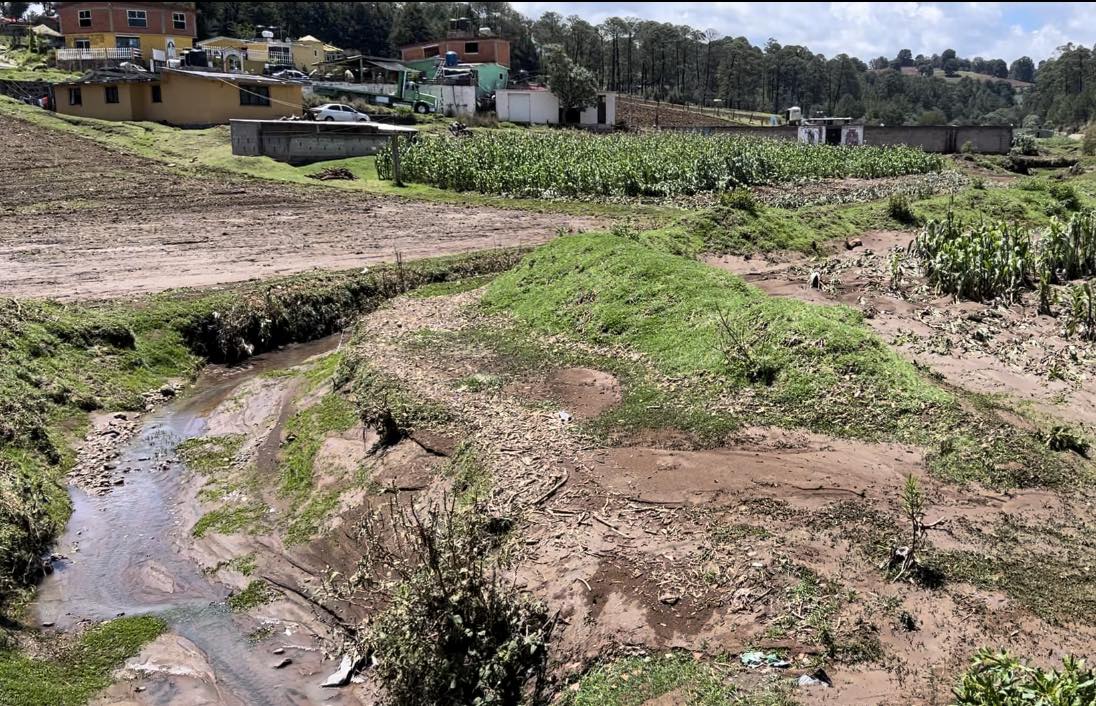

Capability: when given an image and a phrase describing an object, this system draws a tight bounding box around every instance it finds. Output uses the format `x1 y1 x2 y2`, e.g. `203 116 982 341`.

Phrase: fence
56 47 140 61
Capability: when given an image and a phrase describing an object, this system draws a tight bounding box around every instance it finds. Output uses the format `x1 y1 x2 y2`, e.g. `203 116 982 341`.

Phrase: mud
0 115 602 300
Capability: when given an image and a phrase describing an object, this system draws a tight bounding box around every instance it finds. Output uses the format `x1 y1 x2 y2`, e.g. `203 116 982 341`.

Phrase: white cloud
509 1 1096 62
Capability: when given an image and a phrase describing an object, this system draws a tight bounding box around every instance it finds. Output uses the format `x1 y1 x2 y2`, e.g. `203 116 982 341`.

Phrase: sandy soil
0 115 602 300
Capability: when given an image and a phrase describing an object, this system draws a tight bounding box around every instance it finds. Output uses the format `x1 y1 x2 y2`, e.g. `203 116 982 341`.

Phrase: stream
31 335 347 706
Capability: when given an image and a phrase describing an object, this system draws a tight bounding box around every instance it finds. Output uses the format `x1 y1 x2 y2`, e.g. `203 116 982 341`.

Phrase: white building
495 89 616 127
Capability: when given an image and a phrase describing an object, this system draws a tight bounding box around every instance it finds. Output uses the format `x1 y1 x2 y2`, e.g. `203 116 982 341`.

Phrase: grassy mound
482 234 1075 486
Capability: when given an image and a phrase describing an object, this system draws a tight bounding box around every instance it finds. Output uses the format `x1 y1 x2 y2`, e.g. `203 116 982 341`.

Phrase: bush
887 193 917 224
1010 133 1038 156
1084 124 1096 157
960 140 974 154
1047 181 1082 213
352 498 553 706
953 649 1096 706
719 187 760 214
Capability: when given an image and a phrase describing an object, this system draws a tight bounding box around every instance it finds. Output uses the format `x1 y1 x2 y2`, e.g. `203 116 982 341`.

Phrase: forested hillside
193 2 1096 129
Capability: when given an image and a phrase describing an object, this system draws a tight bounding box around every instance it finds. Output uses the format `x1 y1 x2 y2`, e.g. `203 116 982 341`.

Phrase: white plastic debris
557 410 573 423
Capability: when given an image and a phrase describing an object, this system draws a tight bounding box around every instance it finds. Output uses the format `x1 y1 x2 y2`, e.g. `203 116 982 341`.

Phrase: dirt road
0 116 601 300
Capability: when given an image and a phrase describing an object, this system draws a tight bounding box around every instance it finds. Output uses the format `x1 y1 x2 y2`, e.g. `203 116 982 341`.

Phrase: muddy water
32 335 344 706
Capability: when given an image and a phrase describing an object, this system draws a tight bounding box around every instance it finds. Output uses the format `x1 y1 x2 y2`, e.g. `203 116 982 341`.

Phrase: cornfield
911 211 1031 301
913 210 1096 302
376 131 946 197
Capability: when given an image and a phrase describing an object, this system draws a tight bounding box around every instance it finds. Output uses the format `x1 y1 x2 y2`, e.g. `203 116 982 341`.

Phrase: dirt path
0 115 602 300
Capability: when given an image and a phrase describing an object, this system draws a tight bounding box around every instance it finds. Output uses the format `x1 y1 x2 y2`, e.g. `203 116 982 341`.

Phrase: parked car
309 103 371 122
273 69 309 82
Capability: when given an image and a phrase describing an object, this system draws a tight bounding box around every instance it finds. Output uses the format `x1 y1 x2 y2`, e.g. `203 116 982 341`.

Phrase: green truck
311 57 438 114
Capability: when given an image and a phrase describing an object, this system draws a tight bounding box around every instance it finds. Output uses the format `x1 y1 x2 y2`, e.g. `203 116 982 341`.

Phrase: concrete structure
496 89 617 127
56 2 196 62
230 119 416 164
404 58 509 96
682 124 1013 154
400 36 510 68
199 34 344 74
292 35 344 71
54 67 302 125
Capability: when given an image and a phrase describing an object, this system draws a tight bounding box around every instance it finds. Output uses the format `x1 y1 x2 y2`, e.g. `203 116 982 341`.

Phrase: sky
510 2 1096 64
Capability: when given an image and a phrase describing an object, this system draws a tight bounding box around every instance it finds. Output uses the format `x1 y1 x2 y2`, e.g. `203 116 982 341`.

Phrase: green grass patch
284 488 343 545
408 274 497 299
480 234 1075 487
227 579 274 612
176 435 244 475
279 394 357 496
564 653 793 706
191 503 267 538
444 442 490 505
0 615 165 706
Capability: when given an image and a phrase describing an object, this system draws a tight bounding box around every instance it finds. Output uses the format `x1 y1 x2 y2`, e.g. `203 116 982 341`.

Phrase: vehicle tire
414 102 429 114
324 116 334 121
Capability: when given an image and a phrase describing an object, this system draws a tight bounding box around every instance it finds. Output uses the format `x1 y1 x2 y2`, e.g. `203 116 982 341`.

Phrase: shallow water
32 335 344 705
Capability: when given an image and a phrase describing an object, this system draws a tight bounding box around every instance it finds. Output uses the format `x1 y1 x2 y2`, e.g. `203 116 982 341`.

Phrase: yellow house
54 67 303 126
57 2 196 60
292 35 344 72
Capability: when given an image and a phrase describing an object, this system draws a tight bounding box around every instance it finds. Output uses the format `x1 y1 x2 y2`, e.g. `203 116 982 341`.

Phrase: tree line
171 2 1096 129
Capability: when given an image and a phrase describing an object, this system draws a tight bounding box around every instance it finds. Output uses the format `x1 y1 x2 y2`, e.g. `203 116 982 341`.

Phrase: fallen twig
531 470 569 506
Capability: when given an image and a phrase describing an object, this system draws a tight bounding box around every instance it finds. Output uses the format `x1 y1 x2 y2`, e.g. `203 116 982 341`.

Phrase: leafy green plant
1010 133 1038 156
953 649 1096 706
887 193 917 224
1048 182 1082 212
377 131 946 198
912 211 1031 301
1063 281 1096 340
1040 210 1096 282
719 187 760 214
332 497 553 706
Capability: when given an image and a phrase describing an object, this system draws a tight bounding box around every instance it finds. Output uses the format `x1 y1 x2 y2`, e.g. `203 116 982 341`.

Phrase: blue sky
510 2 1095 63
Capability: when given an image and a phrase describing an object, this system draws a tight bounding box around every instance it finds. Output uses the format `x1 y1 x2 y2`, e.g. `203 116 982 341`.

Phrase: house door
509 93 530 122
597 95 606 124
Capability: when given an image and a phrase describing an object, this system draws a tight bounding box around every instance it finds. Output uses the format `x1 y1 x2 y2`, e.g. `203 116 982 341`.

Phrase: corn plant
1063 281 1096 340
376 131 946 198
911 212 1031 301
1039 210 1096 283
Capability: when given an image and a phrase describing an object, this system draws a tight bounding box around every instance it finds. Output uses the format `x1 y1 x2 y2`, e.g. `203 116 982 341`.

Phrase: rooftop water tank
445 51 459 67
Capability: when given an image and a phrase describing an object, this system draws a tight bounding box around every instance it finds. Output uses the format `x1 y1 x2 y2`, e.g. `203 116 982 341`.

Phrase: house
399 18 510 68
55 2 196 63
198 34 343 74
53 66 302 126
403 58 509 97
496 89 616 128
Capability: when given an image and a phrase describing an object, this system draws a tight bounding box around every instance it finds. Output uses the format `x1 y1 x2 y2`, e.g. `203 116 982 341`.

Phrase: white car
310 103 371 122
273 69 309 81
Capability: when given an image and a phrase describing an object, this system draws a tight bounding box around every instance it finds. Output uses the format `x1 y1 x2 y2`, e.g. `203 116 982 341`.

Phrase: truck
311 58 438 114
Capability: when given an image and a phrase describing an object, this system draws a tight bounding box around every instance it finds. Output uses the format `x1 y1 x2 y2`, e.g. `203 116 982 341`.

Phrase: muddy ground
0 115 601 300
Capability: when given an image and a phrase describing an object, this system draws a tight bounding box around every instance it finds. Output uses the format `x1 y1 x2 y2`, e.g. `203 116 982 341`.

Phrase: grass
176 435 244 475
227 579 274 612
279 394 357 496
191 503 267 538
479 233 1077 488
0 96 663 220
0 616 165 706
564 653 794 706
408 274 497 298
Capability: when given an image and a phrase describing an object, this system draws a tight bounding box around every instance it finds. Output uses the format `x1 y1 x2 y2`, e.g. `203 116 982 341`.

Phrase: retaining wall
230 120 412 164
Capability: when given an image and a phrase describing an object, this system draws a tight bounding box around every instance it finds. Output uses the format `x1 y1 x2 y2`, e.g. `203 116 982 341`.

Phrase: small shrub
960 140 974 154
337 497 553 706
887 193 917 224
953 649 1096 706
1010 133 1038 156
1063 281 1096 340
1083 124 1096 156
1048 182 1082 212
719 187 760 214
970 176 986 190
715 308 778 385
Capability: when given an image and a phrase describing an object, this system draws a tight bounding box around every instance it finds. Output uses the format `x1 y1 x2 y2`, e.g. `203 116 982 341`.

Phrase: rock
272 657 292 669
272 647 285 655
113 478 125 485
658 591 681 606
40 621 54 628
160 385 176 397
321 654 357 688
844 238 863 250
808 271 822 289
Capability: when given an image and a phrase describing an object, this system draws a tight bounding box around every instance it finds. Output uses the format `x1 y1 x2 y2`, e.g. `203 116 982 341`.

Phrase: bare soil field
0 115 601 300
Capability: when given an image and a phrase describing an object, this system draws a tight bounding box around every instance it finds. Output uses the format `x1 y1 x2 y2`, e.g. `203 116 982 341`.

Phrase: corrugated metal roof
162 68 298 85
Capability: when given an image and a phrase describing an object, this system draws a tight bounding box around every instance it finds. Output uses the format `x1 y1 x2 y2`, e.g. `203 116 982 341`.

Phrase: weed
192 503 266 538
887 193 917 224
228 579 274 611
953 649 1096 705
1063 281 1096 340
325 496 552 706
720 188 760 214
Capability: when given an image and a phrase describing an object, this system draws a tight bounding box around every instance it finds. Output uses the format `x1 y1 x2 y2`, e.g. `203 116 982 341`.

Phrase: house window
423 45 439 58
151 85 162 103
465 42 479 54
239 85 271 106
172 12 186 30
69 87 82 105
74 39 91 50
105 86 119 103
126 9 147 28
116 36 140 50
268 46 291 65
78 9 91 27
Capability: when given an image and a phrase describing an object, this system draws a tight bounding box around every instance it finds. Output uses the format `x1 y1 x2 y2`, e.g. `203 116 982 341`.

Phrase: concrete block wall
678 124 1011 154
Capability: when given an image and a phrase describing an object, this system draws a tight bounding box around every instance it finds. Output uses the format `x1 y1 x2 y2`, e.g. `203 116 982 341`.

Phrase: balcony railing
57 47 141 61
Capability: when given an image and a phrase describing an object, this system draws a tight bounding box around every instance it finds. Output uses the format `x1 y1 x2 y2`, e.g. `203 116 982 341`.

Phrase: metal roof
162 68 298 85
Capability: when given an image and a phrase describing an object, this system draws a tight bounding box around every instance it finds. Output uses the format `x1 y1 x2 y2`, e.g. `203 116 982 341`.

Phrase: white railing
57 47 141 61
